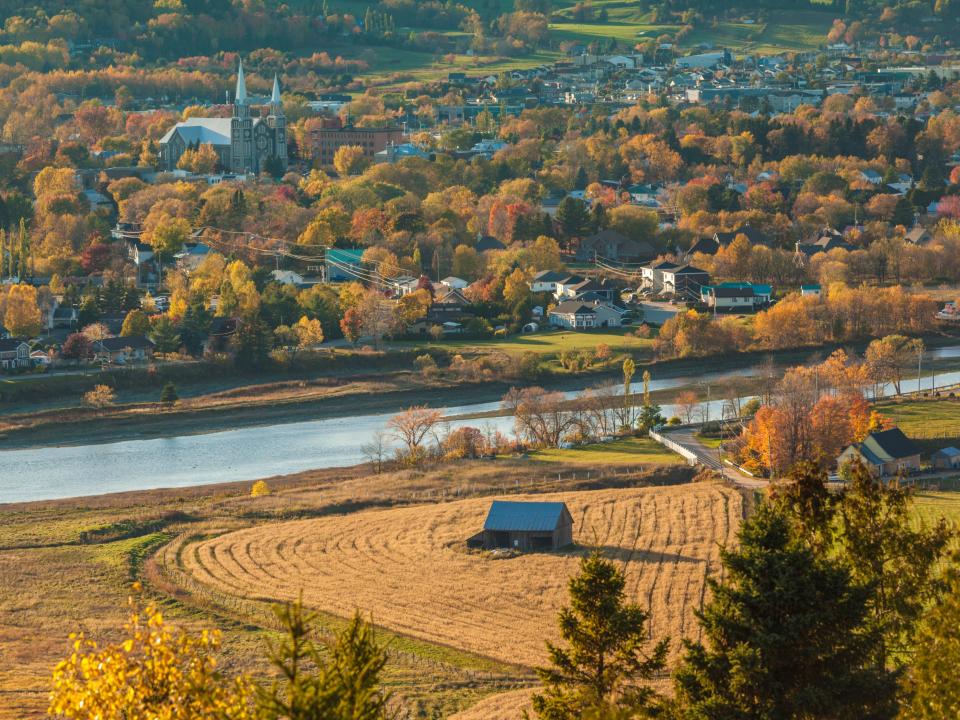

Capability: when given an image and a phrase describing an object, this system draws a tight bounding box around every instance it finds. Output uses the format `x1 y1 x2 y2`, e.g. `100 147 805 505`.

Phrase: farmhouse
0 338 30 370
480 500 574 552
838 427 921 478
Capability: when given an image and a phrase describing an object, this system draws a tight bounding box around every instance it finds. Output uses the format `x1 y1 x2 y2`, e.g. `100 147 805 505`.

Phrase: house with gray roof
838 428 921 478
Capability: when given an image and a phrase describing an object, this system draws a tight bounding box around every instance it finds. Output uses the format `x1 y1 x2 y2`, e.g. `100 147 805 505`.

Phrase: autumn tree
82 384 115 408
3 283 42 337
340 307 363 346
503 386 577 448
675 390 699 424
49 586 255 719
387 405 442 463
532 551 667 720
333 145 369 176
120 309 150 337
60 332 92 361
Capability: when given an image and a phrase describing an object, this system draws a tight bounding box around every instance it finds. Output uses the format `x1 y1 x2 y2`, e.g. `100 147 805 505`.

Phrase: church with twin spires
159 60 288 175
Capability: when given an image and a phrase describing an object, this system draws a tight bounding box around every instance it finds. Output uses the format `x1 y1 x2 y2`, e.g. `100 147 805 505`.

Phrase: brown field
171 483 742 668
449 688 534 720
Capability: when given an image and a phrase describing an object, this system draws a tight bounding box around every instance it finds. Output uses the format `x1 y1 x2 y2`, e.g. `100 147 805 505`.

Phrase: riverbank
4 335 959 451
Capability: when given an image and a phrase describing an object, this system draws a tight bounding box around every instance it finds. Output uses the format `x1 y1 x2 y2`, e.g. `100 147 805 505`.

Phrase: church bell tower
230 59 254 174
266 74 288 171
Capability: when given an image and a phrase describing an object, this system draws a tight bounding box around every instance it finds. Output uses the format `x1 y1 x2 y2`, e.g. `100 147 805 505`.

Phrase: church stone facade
160 60 287 175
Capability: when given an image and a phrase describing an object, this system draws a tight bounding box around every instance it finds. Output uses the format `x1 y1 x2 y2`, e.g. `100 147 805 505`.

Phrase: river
3 344 959 503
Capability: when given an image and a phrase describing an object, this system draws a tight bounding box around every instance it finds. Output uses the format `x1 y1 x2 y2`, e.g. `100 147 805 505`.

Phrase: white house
439 276 469 290
549 300 622 329
0 339 31 370
530 270 568 294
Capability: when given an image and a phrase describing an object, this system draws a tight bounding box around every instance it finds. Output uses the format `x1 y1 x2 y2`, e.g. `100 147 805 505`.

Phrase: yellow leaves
49 595 253 720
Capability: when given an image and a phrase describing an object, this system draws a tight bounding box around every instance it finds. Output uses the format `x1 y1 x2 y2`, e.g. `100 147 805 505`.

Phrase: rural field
168 483 743 669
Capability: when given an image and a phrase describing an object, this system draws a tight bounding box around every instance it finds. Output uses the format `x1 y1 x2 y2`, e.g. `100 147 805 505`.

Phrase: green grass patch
873 398 960 440
913 490 960 528
529 436 682 465
696 434 722 449
400 328 653 357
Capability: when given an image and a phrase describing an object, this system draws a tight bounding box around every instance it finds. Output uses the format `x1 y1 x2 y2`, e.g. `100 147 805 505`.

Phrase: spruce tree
672 503 896 720
531 551 667 720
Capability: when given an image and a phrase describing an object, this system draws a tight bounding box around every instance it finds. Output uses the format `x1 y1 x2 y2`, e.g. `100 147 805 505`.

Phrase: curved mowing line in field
175 484 741 667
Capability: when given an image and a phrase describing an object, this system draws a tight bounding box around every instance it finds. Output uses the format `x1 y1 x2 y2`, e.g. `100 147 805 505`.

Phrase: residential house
477 500 574 552
796 228 854 256
701 282 771 311
475 235 507 253
661 265 710 299
553 274 586 300
639 260 679 293
92 335 155 364
800 284 822 297
0 338 30 370
325 248 364 282
549 300 621 329
439 276 469 291
575 229 656 263
905 227 931 245
174 242 211 271
932 447 960 470
838 427 922 478
52 306 79 329
530 269 568 294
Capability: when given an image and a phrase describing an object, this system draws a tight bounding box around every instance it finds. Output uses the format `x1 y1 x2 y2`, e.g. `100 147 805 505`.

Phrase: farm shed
932 447 960 470
480 501 574 552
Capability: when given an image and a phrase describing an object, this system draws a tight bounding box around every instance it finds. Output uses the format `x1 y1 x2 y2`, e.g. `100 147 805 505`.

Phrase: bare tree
387 405 443 461
360 430 390 473
503 386 579 448
675 390 699 424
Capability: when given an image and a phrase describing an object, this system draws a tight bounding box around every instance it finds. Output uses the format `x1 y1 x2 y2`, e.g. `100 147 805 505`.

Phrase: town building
308 123 404 167
160 60 287 175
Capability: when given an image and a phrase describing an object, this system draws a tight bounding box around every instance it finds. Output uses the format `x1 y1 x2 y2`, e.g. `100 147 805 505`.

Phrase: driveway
659 426 768 489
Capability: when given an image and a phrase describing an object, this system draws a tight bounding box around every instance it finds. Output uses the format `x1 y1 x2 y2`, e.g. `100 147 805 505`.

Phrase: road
659 426 768 489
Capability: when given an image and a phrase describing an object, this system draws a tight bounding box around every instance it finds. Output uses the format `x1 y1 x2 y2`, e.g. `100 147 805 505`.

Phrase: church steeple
235 59 248 105
271 74 282 107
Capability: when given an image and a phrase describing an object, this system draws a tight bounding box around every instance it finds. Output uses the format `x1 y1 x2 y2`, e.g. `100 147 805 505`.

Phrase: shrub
250 480 270 497
83 384 115 408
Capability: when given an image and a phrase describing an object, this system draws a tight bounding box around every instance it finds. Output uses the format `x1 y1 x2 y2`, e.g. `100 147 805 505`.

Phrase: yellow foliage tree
4 283 42 337
49 586 254 719
332 145 369 176
251 480 270 497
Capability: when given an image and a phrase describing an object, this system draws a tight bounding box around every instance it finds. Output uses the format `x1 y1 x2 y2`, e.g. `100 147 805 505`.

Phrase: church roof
236 59 247 104
159 117 233 147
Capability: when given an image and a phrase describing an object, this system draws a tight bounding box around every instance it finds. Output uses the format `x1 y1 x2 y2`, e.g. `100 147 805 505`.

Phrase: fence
649 429 699 466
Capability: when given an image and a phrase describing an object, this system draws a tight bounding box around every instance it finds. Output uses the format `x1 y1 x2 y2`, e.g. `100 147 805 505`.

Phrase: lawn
400 327 654 357
913 490 960 528
873 397 960 440
529 436 683 465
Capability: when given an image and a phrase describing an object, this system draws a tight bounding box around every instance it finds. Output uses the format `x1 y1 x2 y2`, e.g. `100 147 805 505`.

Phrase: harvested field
449 688 533 720
174 482 742 668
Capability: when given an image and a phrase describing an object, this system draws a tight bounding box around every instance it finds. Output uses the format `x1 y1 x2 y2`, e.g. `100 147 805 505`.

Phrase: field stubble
170 482 742 669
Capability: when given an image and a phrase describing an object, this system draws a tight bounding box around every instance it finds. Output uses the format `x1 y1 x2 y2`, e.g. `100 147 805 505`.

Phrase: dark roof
713 286 754 298
0 338 28 352
688 237 721 255
669 264 709 275
95 335 155 352
714 225 770 246
552 301 596 315
533 270 568 282
868 428 920 460
558 274 586 285
476 235 506 252
646 260 679 271
483 501 570 532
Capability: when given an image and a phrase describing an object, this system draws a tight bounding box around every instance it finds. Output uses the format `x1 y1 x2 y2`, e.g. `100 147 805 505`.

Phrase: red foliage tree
61 332 92 360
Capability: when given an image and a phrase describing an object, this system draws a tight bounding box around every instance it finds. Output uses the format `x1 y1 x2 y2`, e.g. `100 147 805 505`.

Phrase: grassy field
873 397 960 440
913 490 960 528
530 436 682 465
171 483 741 669
400 327 654 358
0 459 696 719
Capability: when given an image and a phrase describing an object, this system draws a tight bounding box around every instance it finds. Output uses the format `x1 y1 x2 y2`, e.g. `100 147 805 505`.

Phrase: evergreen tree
531 551 667 720
557 196 589 239
150 315 181 353
234 316 272 369
574 166 589 191
836 459 952 671
902 560 960 718
159 382 178 407
672 503 897 720
17 218 29 279
257 599 392 720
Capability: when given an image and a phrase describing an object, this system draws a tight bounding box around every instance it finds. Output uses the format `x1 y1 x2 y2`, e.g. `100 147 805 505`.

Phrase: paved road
660 426 768 489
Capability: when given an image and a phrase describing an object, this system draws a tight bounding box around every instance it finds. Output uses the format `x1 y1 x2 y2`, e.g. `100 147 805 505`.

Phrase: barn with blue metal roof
481 500 574 552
